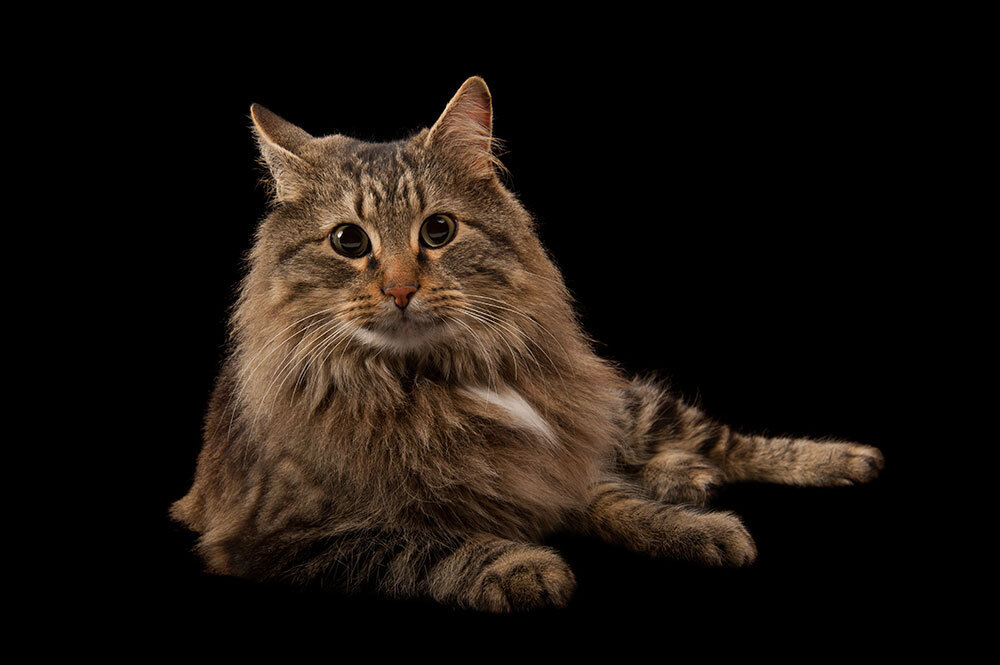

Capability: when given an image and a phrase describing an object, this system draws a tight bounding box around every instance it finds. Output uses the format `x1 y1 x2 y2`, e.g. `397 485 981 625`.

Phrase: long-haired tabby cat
172 77 884 612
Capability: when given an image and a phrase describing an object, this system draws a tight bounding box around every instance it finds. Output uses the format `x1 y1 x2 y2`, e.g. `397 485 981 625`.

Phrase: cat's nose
384 284 418 309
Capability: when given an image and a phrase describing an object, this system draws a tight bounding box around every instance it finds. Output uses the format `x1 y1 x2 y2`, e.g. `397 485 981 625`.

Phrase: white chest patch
464 385 557 445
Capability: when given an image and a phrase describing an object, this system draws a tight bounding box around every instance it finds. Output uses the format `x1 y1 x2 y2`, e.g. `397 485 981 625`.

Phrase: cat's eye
420 214 457 248
330 224 370 258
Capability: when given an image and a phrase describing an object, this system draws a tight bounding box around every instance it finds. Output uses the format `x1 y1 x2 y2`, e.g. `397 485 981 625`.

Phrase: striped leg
426 534 576 612
640 449 722 505
623 378 724 504
230 528 575 613
583 477 756 566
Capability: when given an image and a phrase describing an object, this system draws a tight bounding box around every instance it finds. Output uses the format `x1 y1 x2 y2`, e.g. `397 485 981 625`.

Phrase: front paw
671 510 758 567
474 547 576 612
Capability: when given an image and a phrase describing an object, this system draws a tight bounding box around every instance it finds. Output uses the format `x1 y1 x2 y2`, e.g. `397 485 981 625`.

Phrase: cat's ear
250 104 314 201
425 77 501 179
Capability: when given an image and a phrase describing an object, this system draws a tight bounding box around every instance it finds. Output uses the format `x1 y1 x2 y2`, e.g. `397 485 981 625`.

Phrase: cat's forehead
306 136 429 217
309 136 418 179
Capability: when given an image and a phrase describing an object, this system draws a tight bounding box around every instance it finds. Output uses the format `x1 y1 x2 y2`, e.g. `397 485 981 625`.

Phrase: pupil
428 219 448 240
339 228 362 250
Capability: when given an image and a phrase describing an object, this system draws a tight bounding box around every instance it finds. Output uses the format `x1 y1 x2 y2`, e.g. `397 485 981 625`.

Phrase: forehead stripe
354 191 365 220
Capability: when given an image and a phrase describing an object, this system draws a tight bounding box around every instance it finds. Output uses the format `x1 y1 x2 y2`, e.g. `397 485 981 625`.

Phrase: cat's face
244 78 564 365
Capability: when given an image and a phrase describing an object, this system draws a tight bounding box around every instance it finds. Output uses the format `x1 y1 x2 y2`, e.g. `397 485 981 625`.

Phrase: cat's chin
353 317 449 354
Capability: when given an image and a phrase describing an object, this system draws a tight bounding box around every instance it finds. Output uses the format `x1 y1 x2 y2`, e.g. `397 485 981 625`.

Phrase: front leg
425 534 576 612
232 528 575 613
581 476 757 566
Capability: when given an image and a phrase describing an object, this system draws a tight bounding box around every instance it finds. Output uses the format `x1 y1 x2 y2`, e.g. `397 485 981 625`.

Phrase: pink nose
384 285 418 308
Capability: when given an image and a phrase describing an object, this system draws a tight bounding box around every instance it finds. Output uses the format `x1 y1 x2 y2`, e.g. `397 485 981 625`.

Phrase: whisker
441 313 497 395
288 319 357 405
461 304 548 377
463 297 568 363
453 306 523 381
463 294 569 355
251 317 344 433
317 316 367 371
228 308 338 439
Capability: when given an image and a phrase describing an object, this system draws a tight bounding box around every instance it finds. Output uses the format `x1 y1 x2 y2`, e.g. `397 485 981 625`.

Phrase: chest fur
293 379 613 538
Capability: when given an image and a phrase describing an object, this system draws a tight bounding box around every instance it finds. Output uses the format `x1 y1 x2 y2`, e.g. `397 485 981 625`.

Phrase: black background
121 23 958 646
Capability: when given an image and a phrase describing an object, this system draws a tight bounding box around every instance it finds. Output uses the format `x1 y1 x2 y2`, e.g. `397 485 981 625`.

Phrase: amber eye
420 213 457 248
330 224 370 258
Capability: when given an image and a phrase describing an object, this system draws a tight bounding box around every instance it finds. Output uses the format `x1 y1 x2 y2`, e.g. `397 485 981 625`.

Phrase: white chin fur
351 321 449 354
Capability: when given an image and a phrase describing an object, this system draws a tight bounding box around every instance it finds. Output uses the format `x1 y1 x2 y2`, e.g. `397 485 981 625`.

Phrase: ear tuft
250 104 314 201
425 77 502 178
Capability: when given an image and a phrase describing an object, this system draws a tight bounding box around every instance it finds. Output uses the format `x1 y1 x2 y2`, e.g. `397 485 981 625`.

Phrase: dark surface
121 28 944 643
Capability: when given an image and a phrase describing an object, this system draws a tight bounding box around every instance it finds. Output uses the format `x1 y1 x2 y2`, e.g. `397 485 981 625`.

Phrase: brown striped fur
171 77 884 612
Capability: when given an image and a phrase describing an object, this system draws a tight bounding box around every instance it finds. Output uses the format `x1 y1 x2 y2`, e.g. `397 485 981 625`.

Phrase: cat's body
172 77 883 611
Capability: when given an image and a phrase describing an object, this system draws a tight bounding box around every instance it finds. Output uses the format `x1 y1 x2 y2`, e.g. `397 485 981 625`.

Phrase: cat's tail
623 375 883 491
620 375 683 460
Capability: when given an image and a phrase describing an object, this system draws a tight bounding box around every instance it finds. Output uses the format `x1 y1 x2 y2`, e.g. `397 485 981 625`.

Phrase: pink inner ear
427 81 498 175
464 98 491 133
451 91 491 135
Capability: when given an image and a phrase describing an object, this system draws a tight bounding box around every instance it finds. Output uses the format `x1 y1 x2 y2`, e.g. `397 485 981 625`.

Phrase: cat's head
237 77 573 382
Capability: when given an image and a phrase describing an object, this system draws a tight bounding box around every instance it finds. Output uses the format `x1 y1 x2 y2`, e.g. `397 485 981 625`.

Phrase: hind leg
640 449 721 505
581 475 756 566
623 377 724 502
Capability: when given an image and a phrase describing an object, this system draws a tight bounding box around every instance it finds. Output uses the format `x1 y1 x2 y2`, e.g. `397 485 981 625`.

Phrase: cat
171 76 884 612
